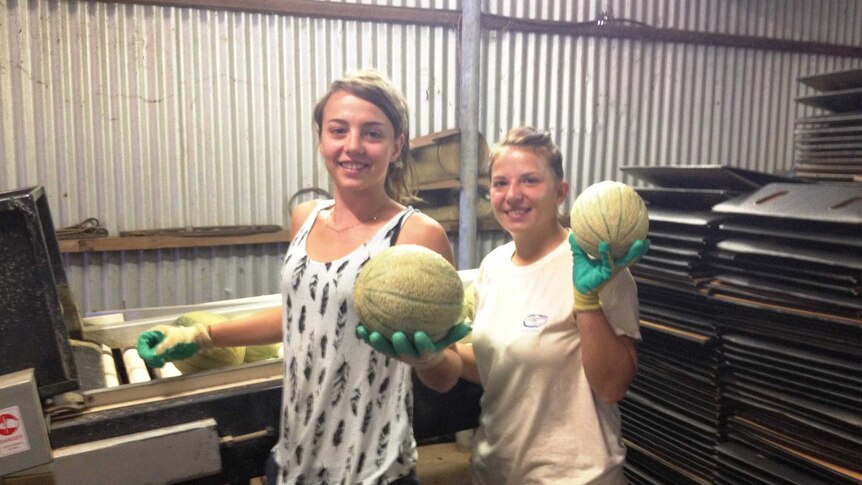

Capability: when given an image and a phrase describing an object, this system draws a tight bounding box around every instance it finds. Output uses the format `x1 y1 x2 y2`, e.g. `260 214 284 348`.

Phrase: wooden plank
58 230 293 253
58 217 507 253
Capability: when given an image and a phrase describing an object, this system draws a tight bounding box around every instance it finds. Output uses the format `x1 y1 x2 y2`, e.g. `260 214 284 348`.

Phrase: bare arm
414 339 481 392
394 211 456 265
208 306 284 347
208 201 321 348
576 309 638 403
455 343 480 384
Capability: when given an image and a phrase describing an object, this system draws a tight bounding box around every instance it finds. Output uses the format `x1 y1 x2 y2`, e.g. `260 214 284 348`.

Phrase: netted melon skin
569 181 649 259
354 245 464 340
244 343 282 362
171 311 246 374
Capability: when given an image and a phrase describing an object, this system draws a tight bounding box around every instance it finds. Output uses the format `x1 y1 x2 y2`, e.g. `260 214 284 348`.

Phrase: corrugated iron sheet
3 0 862 312
63 242 289 312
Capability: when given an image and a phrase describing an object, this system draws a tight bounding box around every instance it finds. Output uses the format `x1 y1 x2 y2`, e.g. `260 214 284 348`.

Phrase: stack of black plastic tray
794 68 862 182
617 165 783 485
708 182 862 484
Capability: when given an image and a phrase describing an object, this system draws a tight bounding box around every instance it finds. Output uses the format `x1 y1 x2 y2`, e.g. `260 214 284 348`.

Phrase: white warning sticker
0 406 30 458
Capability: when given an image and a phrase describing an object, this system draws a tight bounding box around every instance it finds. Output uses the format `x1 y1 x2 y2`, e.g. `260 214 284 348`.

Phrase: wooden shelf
438 217 502 233
58 230 293 254
57 216 512 254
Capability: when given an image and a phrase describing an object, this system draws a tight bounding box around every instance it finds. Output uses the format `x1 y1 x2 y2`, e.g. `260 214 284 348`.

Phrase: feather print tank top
273 201 417 485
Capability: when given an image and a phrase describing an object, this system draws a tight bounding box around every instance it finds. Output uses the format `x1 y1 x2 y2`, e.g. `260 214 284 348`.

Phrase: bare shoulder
289 199 326 239
397 211 455 264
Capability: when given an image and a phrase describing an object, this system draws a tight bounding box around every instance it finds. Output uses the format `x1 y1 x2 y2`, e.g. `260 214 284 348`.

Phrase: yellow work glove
570 234 650 312
136 324 213 368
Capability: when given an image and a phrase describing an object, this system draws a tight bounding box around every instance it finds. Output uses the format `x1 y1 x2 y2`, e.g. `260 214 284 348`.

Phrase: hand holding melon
356 324 471 368
353 244 470 368
136 311 246 373
570 235 650 311
569 181 650 312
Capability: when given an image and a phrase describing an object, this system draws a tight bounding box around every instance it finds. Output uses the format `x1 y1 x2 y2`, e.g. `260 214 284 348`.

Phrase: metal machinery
0 186 482 484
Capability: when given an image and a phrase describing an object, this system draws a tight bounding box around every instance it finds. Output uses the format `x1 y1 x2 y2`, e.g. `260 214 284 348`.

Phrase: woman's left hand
570 233 649 311
356 323 471 369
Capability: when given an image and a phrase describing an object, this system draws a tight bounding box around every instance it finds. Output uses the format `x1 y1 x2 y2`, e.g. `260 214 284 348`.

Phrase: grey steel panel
723 420 860 481
726 378 861 433
715 239 862 271
796 141 862 150
647 207 726 226
635 187 736 209
712 183 862 223
621 165 796 191
795 150 862 158
52 419 222 485
647 230 713 245
796 157 862 165
795 125 862 135
713 273 862 313
709 249 860 285
795 112 862 125
710 262 859 296
793 171 861 182
0 369 52 476
718 219 862 248
798 67 862 92
795 135 862 143
795 164 862 173
795 87 862 112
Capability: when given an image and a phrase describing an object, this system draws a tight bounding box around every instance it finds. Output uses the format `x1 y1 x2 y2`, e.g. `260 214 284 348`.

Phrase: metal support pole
458 0 481 270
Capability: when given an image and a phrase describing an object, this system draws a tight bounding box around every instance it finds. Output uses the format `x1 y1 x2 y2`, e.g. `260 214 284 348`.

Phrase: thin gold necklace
322 201 389 233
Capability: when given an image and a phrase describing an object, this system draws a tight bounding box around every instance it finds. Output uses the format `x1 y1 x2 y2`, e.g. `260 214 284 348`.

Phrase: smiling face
318 90 405 195
489 145 568 237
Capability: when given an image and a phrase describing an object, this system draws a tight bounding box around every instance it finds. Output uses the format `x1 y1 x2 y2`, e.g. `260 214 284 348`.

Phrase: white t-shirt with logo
470 235 640 485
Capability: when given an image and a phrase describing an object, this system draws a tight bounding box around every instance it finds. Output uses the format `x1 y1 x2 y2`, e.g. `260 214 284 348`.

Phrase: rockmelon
570 180 649 259
244 343 282 363
461 283 476 323
170 311 246 374
354 245 464 341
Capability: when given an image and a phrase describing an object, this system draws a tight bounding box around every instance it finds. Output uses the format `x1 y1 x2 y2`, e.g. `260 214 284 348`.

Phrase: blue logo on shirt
522 314 548 329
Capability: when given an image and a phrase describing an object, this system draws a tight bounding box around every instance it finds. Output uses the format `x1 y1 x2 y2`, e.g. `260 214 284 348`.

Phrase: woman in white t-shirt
360 126 650 484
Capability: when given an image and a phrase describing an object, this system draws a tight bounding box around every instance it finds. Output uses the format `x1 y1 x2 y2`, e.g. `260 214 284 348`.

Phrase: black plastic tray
621 164 796 191
796 87 862 113
798 68 862 92
712 182 862 224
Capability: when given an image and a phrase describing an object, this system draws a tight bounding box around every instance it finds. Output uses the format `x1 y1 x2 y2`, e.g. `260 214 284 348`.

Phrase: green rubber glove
570 233 650 312
136 324 212 368
356 323 471 369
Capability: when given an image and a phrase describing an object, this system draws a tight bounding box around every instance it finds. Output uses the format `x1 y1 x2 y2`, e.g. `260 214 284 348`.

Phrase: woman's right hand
136 324 212 368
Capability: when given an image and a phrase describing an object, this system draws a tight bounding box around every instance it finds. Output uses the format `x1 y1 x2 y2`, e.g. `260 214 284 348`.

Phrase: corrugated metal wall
2 0 861 312
480 0 862 196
